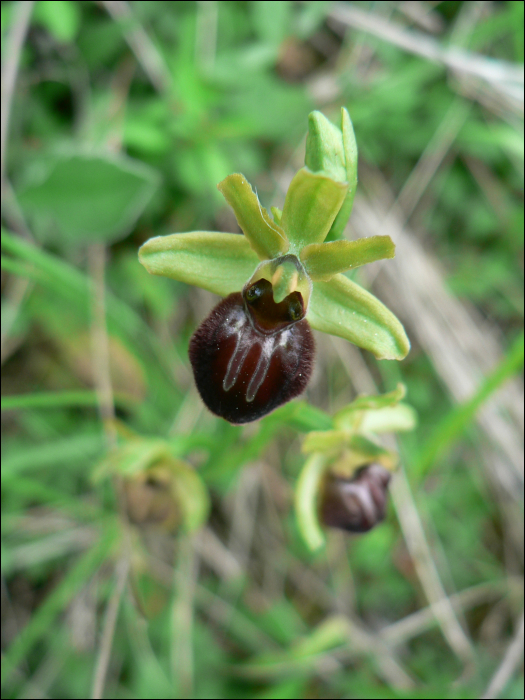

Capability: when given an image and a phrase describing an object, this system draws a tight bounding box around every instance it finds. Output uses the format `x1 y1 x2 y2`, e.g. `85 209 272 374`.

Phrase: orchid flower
139 109 409 423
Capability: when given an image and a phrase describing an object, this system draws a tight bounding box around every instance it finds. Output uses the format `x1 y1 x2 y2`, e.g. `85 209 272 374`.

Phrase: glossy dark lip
188 291 315 424
242 278 306 336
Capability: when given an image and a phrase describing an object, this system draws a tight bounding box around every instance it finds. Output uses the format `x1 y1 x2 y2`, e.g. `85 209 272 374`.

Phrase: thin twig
390 469 476 665
90 557 130 700
395 99 471 221
381 579 516 646
101 1 169 92
328 3 523 107
171 536 198 699
1 0 35 194
481 611 524 699
88 244 117 445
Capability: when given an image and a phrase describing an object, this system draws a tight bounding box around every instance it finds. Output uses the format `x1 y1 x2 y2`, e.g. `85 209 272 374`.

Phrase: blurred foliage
1 2 523 699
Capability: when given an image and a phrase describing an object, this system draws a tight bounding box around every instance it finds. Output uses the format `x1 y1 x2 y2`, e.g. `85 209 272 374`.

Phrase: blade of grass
2 433 105 481
415 332 524 477
1 522 118 688
1 390 134 411
1 230 181 397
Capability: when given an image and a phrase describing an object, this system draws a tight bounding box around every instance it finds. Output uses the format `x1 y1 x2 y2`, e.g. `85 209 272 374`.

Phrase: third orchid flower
139 108 410 423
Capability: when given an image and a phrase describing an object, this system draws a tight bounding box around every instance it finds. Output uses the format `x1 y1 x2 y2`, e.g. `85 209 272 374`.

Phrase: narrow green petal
308 274 410 360
328 108 358 240
301 236 395 281
138 231 259 296
280 168 347 252
217 174 288 260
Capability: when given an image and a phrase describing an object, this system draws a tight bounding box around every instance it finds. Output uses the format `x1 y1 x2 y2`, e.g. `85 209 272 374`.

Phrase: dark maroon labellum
189 279 315 424
320 464 391 533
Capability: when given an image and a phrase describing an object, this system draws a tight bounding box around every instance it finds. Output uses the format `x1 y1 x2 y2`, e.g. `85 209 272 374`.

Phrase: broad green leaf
280 168 347 252
294 453 328 551
307 274 410 360
217 174 288 259
34 0 80 42
138 231 259 296
301 236 395 281
18 153 159 246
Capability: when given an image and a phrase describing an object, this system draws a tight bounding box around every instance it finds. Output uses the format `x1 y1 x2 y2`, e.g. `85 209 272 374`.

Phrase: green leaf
414 331 524 478
34 0 81 43
138 231 259 296
281 168 347 252
1 390 134 411
1 524 118 686
18 153 159 246
301 236 395 281
217 174 289 259
307 274 410 360
294 453 328 551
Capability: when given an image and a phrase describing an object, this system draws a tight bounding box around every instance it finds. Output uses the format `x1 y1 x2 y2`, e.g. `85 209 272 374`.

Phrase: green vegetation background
1 1 523 698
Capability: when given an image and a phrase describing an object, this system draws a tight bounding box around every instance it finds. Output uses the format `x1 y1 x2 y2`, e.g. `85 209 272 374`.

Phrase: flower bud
189 279 314 424
320 463 391 533
123 466 180 531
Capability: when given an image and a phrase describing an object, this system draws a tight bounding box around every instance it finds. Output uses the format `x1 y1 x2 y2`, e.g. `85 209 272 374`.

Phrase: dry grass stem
481 611 524 699
90 557 130 700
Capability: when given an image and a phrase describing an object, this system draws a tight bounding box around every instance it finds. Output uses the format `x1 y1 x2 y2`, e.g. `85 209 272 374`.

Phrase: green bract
139 108 410 361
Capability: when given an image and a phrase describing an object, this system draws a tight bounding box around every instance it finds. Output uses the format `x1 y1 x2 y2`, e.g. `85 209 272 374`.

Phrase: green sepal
301 236 395 281
301 429 349 455
217 174 289 260
294 453 328 551
328 109 358 240
305 109 348 183
280 168 347 252
138 231 259 297
307 274 410 360
335 383 406 419
359 403 417 434
333 384 417 434
305 108 358 240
